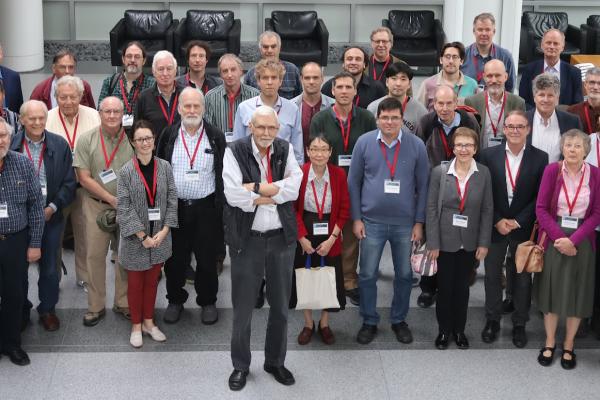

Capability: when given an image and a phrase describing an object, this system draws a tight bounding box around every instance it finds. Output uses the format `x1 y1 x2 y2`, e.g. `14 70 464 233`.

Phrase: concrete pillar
0 0 44 72
500 0 523 76
443 0 465 42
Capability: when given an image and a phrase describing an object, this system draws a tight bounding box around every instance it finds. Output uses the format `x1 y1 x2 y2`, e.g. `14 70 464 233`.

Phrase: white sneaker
130 331 143 348
142 326 167 342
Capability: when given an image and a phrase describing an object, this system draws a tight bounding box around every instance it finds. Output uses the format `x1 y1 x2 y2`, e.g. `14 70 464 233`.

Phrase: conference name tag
0 203 8 218
99 169 117 184
338 155 352 167
488 137 503 147
313 222 329 236
453 214 469 228
122 114 134 127
224 132 234 142
148 208 161 221
184 169 200 182
41 183 47 197
384 179 400 194
561 216 579 229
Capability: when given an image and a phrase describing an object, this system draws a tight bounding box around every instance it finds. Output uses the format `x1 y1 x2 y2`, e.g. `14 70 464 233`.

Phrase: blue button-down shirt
460 43 516 92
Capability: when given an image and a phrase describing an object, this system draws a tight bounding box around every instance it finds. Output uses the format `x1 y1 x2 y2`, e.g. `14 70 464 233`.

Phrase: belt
178 194 215 207
90 197 110 205
0 229 25 241
250 228 284 238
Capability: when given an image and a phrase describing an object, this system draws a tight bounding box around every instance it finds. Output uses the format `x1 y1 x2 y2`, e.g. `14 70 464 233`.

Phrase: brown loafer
83 309 106 327
318 324 335 345
39 313 60 332
297 324 315 345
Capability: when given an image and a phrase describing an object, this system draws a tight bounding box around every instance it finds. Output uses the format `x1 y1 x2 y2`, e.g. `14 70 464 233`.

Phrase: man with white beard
465 60 526 148
156 87 226 325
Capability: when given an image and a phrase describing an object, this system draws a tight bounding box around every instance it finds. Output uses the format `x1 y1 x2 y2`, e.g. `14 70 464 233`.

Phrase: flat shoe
130 331 143 348
537 346 556 367
560 349 577 370
142 326 167 342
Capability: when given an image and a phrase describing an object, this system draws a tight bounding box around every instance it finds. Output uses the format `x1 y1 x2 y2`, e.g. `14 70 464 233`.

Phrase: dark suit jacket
518 60 583 108
479 143 548 243
525 108 583 147
0 65 24 112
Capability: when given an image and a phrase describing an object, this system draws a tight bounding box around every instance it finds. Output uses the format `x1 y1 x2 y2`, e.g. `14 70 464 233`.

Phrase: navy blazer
479 142 548 243
10 129 77 224
0 65 24 112
518 60 583 108
525 108 583 147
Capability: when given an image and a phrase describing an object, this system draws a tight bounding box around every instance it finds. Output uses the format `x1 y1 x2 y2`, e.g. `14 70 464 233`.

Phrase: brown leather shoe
297 324 315 345
318 323 335 345
39 313 60 332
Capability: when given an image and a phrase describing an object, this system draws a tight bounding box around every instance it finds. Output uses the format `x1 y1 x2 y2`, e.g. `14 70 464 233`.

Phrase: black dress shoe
537 346 556 366
417 292 435 308
502 298 515 314
454 332 470 349
346 288 360 306
435 333 450 350
228 369 248 391
263 364 295 385
481 320 500 343
560 349 576 370
512 326 528 348
356 324 377 344
3 348 30 366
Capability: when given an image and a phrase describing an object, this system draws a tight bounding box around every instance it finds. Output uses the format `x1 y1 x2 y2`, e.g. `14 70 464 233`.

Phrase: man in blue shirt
460 13 516 92
348 97 429 345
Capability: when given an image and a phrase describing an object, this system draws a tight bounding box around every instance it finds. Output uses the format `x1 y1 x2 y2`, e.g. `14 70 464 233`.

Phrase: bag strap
437 162 449 220
304 254 312 269
109 72 122 95
529 222 538 242
533 162 563 250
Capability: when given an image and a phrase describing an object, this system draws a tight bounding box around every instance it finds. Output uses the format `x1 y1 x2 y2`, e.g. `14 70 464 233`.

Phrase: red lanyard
438 128 452 159
180 126 205 169
473 44 495 82
485 92 507 137
584 103 594 134
371 55 390 81
354 95 360 107
185 73 209 94
58 112 79 150
260 147 273 183
157 92 179 126
227 88 240 130
379 141 401 180
401 96 409 114
333 105 352 152
133 157 158 207
23 139 46 176
310 180 328 220
505 153 521 192
119 75 143 114
454 177 470 214
561 166 586 216
99 128 125 170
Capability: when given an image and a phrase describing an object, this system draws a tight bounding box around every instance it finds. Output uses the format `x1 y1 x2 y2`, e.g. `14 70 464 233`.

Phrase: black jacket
134 83 184 142
10 129 77 224
479 142 548 243
525 109 583 144
156 120 226 210
321 74 386 109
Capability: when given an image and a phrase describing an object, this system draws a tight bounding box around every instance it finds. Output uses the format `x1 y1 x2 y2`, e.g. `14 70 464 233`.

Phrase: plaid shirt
1 107 21 133
204 83 260 134
244 60 302 100
0 151 44 247
98 73 155 114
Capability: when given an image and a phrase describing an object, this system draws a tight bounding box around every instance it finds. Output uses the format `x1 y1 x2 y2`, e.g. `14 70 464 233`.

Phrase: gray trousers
230 232 295 372
484 237 532 326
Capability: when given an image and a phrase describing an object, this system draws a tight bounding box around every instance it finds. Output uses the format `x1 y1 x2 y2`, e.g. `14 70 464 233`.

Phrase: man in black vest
223 106 302 391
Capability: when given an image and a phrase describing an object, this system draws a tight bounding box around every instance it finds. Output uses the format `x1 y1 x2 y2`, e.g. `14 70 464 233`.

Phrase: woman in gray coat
117 120 178 348
426 127 493 350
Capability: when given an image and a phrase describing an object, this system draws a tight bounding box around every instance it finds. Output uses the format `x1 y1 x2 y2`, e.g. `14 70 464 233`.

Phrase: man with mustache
156 87 226 325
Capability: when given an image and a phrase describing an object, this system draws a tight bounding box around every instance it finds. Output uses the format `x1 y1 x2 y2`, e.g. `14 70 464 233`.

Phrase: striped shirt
0 151 45 247
98 73 155 115
204 83 260 137
171 124 215 200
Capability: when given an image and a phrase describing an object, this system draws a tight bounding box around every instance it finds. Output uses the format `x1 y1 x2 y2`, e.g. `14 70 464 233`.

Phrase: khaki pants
60 187 88 283
342 220 359 290
81 194 128 312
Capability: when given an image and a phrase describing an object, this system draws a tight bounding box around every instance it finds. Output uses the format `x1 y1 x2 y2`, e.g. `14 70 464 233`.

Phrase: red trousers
127 264 162 324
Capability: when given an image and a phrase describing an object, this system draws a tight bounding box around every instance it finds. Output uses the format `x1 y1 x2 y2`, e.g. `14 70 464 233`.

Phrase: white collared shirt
544 60 561 82
376 129 402 149
505 143 525 205
532 110 561 163
172 123 215 200
222 137 302 232
447 157 478 192
483 92 505 139
50 77 58 109
304 164 332 214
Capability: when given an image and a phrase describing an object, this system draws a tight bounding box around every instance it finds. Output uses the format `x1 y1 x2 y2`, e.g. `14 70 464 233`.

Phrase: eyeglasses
133 136 154 144
378 116 402 123
454 143 475 150
124 54 143 60
308 147 331 153
505 124 528 131
442 54 461 61
586 79 600 87
100 109 123 115
252 125 278 133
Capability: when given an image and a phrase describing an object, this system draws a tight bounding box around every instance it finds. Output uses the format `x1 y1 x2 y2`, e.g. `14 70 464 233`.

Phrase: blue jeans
358 219 412 326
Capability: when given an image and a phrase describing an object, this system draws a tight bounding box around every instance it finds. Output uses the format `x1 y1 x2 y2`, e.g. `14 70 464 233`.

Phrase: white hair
250 105 278 125
152 50 177 70
55 75 84 98
19 100 49 118
258 31 281 49
0 117 14 136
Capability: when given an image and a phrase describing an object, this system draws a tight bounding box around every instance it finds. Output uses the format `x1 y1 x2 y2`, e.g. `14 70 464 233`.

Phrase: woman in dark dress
290 135 350 345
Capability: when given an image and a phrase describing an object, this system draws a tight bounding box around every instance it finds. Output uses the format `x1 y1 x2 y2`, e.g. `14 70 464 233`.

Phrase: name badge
71 150 76 159
561 216 579 229
313 222 329 236
488 137 503 147
99 169 117 184
224 132 234 142
384 179 400 194
41 183 47 197
440 161 450 166
148 208 161 221
453 214 469 228
338 155 352 167
122 114 134 127
0 203 8 218
184 169 200 182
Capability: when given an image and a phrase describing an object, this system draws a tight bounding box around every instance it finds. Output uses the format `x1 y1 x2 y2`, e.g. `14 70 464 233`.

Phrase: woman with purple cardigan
534 129 600 370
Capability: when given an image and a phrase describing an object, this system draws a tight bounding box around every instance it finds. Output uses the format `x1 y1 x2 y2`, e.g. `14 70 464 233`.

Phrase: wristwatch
139 234 148 242
253 182 260 194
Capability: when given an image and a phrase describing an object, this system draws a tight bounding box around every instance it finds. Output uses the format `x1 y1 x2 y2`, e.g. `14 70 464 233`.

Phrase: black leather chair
382 10 445 69
109 10 177 67
265 11 329 67
519 11 582 65
581 15 600 54
174 10 241 68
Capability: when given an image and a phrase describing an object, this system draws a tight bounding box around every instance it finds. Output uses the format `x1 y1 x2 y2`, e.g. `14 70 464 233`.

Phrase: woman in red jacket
290 134 350 345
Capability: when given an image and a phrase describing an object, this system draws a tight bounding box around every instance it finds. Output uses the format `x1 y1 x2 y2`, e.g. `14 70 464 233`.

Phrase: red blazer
295 162 350 257
29 75 96 110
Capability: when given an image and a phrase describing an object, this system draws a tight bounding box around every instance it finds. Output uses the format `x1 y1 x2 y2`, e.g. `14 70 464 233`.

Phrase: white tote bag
295 255 340 310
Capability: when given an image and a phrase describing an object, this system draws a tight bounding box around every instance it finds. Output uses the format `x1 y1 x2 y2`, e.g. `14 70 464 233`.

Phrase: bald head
433 86 458 125
483 59 508 96
99 96 125 133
